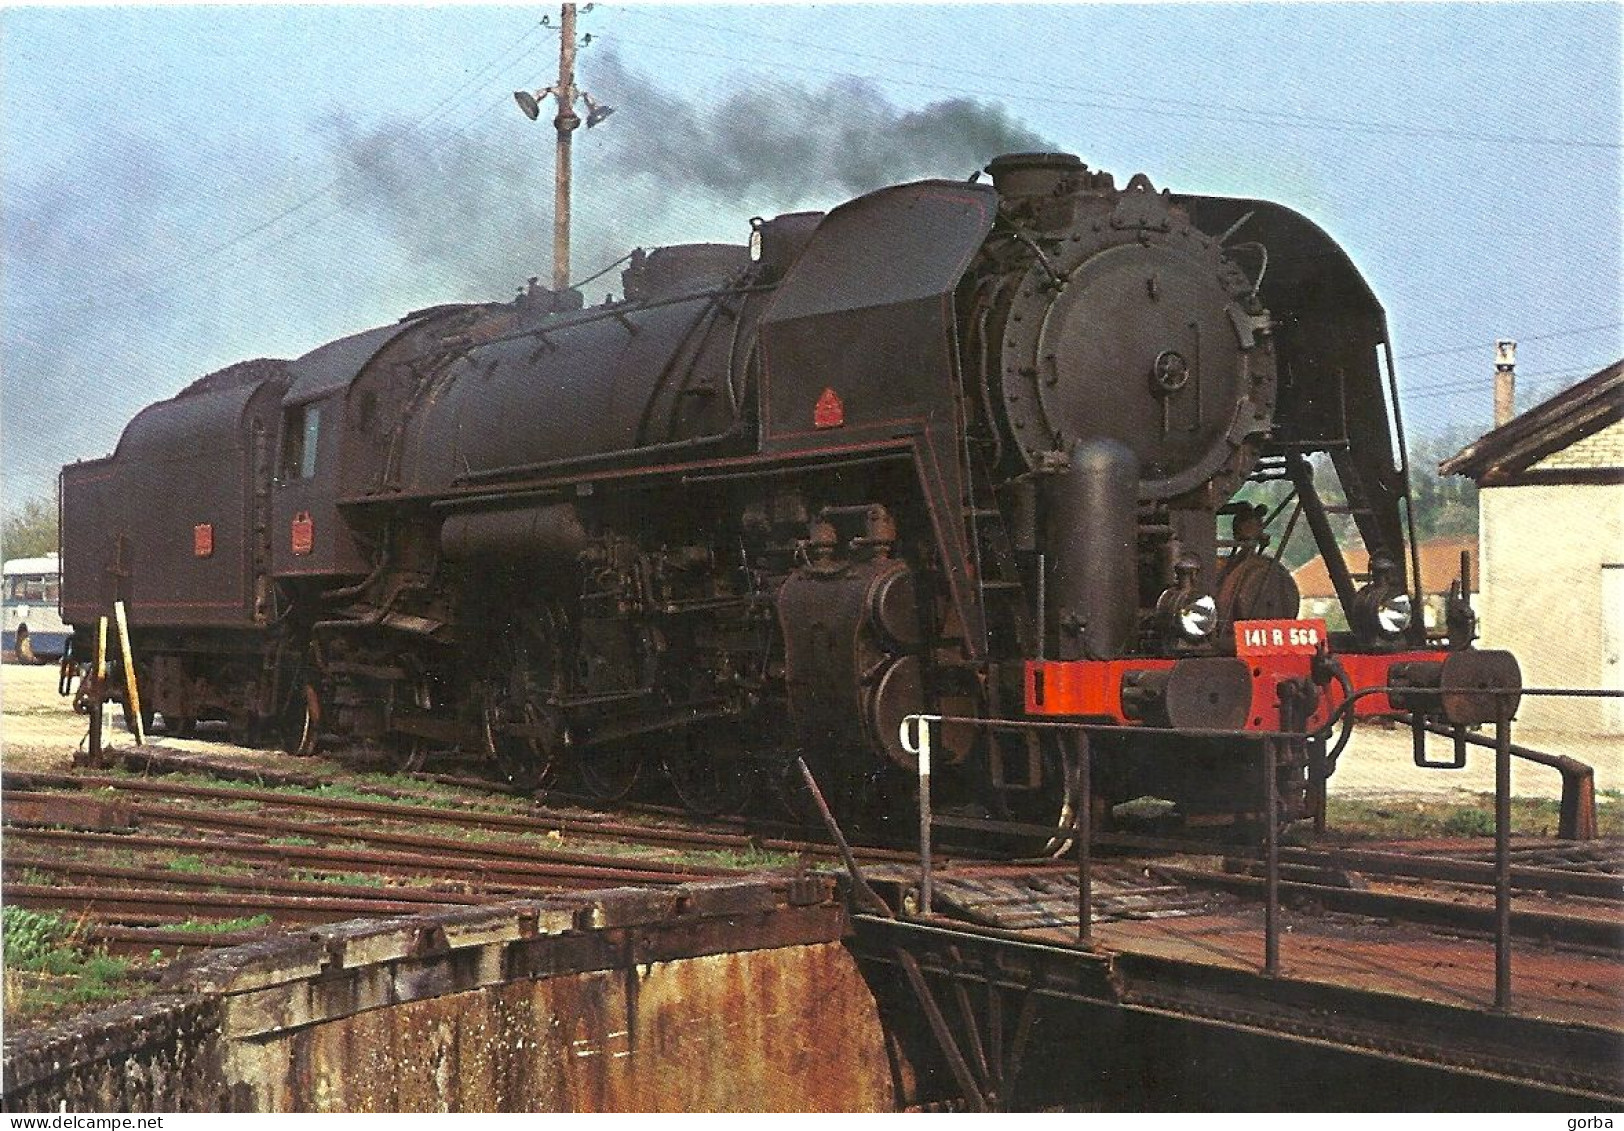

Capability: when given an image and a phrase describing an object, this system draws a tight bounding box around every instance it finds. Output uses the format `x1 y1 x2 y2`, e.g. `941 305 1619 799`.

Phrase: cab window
282 404 323 480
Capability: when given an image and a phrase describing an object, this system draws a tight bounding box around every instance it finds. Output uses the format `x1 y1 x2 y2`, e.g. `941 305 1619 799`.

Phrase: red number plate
1235 618 1328 656
291 512 314 556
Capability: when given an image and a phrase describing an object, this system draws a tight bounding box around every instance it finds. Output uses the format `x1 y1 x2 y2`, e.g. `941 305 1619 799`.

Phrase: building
1440 359 1624 735
1292 535 1477 633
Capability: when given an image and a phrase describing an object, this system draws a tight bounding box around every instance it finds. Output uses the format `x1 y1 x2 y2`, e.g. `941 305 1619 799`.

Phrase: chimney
1494 338 1517 427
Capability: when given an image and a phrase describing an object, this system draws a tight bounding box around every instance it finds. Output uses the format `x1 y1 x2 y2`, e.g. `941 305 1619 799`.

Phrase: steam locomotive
60 151 1511 832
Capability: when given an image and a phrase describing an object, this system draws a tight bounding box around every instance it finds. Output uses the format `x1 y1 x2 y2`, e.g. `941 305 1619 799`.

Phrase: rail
898 683 1617 1013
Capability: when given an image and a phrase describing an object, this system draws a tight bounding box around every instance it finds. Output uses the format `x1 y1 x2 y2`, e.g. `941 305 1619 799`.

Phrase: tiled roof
1290 534 1478 599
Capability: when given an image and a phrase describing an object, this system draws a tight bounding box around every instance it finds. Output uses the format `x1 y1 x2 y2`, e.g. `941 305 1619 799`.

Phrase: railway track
1149 862 1622 953
4 826 730 888
3 745 960 962
7 756 1620 968
1 827 744 955
113 744 922 860
0 760 819 955
3 768 919 862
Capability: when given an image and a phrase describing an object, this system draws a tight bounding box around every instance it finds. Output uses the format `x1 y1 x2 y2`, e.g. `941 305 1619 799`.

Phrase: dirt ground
2 662 83 773
0 661 261 775
2 660 1618 800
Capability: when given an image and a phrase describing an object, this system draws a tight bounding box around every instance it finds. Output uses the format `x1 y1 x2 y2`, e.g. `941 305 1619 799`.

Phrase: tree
2 496 58 560
1234 426 1481 573
1406 429 1480 543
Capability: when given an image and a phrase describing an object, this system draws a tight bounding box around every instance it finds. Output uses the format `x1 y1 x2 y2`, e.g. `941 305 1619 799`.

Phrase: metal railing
899 685 1617 1012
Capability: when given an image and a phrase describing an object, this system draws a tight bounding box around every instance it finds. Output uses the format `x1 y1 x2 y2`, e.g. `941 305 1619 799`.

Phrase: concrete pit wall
3 878 899 1113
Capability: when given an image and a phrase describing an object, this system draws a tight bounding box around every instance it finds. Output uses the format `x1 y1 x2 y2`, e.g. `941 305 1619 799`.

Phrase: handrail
900 683 1616 1012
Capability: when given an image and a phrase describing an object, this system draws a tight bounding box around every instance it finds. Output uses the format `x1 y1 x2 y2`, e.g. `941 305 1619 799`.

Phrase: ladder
956 401 1029 662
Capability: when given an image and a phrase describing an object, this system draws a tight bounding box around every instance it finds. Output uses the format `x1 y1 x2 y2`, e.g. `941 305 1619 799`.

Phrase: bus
3 553 68 662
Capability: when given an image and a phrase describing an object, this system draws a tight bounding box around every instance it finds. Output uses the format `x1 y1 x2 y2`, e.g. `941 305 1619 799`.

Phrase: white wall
1478 483 1624 734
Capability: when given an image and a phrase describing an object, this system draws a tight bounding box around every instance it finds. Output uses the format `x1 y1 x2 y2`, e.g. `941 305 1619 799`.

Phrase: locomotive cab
272 325 405 580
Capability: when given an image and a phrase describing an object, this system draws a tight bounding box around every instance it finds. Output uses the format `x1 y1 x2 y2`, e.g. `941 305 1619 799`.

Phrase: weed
300 782 399 806
293 870 385 889
3 907 72 967
1 907 137 1026
665 845 798 871
1324 792 1624 840
266 835 318 847
166 855 205 874
1440 807 1496 837
170 914 274 934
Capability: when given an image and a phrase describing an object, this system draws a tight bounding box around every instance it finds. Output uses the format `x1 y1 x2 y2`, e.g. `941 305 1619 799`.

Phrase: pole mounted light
513 88 547 121
514 3 615 292
583 92 615 128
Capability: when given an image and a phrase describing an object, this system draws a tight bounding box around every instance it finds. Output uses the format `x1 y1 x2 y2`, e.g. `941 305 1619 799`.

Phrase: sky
1 2 1619 510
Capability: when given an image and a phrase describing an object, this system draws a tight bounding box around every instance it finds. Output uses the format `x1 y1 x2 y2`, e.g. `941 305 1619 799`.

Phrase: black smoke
322 48 1052 293
4 50 1049 504
582 50 1051 202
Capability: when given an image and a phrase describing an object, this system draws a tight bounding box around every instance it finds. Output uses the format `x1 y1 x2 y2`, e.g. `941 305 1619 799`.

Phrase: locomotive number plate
1235 618 1328 656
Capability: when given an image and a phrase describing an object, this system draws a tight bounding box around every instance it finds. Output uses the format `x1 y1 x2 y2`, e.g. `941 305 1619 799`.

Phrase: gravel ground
3 660 1618 800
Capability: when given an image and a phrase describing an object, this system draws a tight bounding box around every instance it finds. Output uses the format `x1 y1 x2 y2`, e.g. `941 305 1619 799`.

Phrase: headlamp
1376 592 1412 636
1177 594 1219 641
1353 554 1413 645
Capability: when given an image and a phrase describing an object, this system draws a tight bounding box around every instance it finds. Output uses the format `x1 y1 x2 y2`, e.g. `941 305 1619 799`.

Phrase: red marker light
814 387 845 429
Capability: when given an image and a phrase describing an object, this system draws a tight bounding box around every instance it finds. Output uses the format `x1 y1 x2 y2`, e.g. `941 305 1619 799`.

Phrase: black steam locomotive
60 152 1505 831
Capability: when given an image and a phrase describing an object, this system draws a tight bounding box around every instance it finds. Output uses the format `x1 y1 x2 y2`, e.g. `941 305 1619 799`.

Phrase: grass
108 765 527 816
1 907 284 1028
1 907 137 1026
1321 792 1624 842
164 854 255 878
168 914 274 934
292 870 386 889
665 844 800 871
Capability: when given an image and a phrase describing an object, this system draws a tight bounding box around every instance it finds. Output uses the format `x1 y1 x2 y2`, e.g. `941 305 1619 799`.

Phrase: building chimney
1494 338 1517 428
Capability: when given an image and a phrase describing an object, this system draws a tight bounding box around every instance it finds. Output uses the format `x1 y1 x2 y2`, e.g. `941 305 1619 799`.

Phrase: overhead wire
10 8 1619 322
600 10 1621 152
37 81 549 318
7 18 556 316
1395 322 1623 362
1403 362 1617 402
